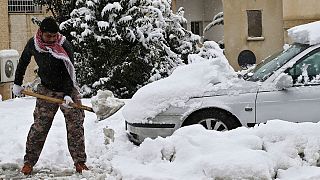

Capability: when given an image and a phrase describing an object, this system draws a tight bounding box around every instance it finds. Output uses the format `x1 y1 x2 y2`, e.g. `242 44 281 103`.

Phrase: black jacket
14 37 75 96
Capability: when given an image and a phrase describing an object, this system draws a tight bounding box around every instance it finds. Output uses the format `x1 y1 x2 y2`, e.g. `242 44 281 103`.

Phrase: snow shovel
21 90 125 120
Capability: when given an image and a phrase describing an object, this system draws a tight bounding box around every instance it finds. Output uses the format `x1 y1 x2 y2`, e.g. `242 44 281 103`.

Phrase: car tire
182 109 241 131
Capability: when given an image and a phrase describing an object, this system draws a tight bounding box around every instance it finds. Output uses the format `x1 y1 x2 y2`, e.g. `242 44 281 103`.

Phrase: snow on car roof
288 21 320 45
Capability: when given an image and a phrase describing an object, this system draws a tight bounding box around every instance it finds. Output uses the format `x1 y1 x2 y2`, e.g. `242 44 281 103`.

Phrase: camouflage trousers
24 84 86 166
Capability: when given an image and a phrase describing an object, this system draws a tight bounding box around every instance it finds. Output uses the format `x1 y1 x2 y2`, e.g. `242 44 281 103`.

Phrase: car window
245 43 309 82
286 48 320 85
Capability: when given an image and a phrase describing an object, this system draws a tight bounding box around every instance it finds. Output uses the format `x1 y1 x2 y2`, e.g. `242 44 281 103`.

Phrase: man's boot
75 162 89 173
21 163 33 175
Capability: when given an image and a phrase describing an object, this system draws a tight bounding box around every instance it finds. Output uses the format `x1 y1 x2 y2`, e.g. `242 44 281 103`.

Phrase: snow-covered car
123 21 320 144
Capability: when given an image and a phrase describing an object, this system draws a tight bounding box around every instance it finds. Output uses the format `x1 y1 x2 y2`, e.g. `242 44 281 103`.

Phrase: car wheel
182 109 241 131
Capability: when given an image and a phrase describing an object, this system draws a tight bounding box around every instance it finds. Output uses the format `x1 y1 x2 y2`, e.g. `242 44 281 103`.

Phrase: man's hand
62 95 74 108
13 84 24 96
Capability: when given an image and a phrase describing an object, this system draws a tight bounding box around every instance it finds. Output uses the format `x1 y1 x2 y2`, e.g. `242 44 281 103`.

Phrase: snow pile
274 73 293 89
288 21 320 45
123 41 237 123
1 98 320 179
254 120 320 169
112 125 275 179
111 120 320 179
91 90 125 121
277 166 320 180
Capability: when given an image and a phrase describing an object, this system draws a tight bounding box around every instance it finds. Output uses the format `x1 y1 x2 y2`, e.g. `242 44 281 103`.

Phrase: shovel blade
91 90 125 121
96 102 124 121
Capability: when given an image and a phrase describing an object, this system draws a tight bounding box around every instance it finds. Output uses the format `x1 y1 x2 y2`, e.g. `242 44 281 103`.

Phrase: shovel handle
21 90 94 112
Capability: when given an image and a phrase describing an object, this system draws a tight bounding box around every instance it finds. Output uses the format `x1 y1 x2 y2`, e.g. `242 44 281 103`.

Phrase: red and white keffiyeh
34 29 78 89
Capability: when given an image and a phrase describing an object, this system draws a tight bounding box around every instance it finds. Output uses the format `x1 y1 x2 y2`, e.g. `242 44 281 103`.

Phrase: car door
256 47 320 124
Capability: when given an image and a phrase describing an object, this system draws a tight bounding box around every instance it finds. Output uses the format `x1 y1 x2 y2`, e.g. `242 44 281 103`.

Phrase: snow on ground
2 22 320 179
1 97 320 179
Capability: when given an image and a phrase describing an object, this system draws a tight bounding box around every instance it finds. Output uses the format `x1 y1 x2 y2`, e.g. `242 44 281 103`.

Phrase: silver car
126 43 320 144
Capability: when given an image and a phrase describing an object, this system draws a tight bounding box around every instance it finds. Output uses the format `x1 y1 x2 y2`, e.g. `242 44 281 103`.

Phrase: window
8 0 42 13
286 48 320 84
247 10 262 38
246 43 309 82
238 50 256 69
191 21 203 36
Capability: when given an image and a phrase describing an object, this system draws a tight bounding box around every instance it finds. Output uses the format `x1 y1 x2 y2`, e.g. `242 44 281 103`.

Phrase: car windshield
245 43 309 82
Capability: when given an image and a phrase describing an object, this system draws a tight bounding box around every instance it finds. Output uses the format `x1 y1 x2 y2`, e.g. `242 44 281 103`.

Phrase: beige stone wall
9 14 46 84
223 0 284 70
0 83 13 100
283 0 320 21
0 0 10 100
0 11 48 100
0 0 9 50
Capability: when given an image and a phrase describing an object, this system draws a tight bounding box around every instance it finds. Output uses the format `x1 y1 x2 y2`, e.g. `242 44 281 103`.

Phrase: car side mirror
275 73 293 89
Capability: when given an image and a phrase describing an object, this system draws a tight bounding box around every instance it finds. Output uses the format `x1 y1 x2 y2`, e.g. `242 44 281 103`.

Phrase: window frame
285 47 320 85
247 10 263 39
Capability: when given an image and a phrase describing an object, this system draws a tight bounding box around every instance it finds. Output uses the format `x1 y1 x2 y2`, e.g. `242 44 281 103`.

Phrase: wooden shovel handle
21 90 94 112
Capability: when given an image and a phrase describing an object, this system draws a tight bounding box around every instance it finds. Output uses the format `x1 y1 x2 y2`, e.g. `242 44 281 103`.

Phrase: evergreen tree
60 0 200 98
33 0 76 22
33 0 77 41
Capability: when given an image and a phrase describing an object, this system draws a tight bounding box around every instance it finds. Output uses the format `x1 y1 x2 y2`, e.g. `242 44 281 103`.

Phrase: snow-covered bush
61 0 200 98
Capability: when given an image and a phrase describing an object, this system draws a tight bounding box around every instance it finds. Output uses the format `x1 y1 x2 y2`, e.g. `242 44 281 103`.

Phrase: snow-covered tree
33 0 76 23
203 12 224 49
60 0 200 98
203 12 224 34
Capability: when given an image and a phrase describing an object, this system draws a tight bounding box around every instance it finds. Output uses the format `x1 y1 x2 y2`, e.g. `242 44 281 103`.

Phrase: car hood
200 78 260 97
123 76 262 124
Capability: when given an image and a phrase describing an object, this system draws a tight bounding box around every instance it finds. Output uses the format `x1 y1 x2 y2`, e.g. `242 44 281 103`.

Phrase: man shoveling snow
12 17 124 176
13 17 89 175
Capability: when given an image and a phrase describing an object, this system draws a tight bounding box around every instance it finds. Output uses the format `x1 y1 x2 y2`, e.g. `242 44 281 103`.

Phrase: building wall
0 83 12 100
9 14 45 84
0 5 48 100
175 0 224 42
223 0 284 70
176 0 204 27
0 0 10 100
283 0 320 21
0 0 9 50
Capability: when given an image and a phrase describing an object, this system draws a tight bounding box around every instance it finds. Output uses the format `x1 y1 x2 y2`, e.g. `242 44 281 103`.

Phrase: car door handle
245 107 253 111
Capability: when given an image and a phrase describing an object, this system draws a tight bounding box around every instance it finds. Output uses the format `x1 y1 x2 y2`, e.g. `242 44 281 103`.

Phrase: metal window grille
8 0 42 13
